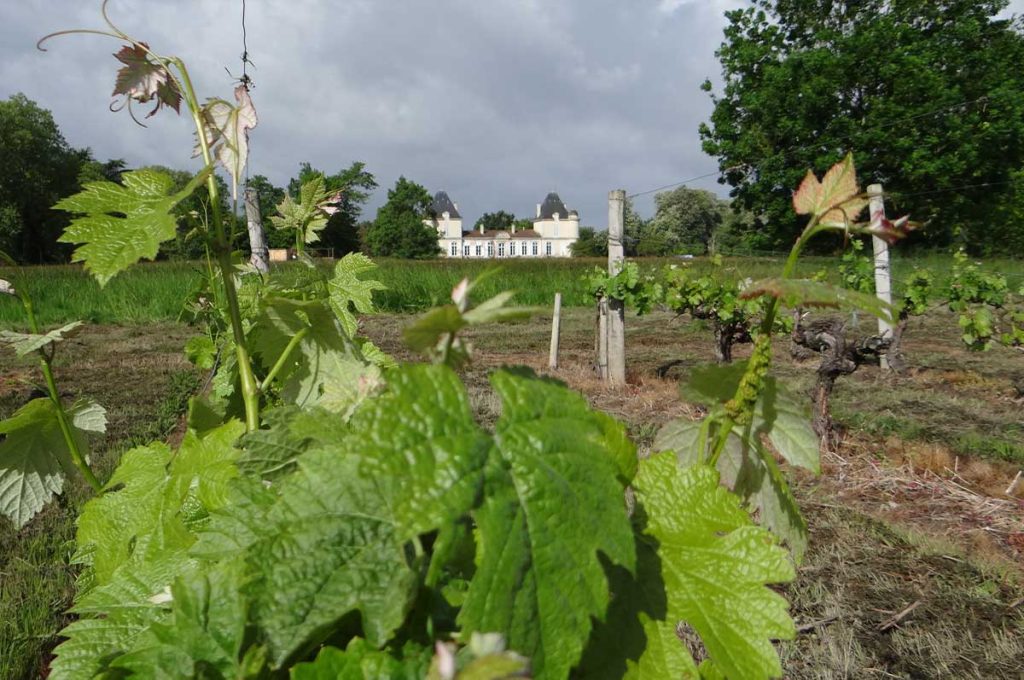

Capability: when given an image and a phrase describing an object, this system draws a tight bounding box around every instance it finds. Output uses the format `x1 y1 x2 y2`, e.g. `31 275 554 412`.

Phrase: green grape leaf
237 406 348 481
328 252 387 337
252 297 382 415
403 305 467 353
654 418 808 561
292 639 431 680
741 278 895 325
184 335 217 370
269 175 334 244
341 365 490 537
0 321 83 357
51 551 190 680
240 452 419 666
74 420 245 587
109 561 248 678
194 85 257 200
597 455 794 680
459 369 635 680
0 398 103 529
55 168 211 286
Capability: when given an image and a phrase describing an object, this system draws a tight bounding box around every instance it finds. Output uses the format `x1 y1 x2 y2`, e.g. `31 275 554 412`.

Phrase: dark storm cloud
4 0 1021 226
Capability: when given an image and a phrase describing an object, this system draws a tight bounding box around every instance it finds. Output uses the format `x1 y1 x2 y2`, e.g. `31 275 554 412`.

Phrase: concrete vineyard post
607 189 626 386
868 183 893 370
549 292 562 370
245 186 270 274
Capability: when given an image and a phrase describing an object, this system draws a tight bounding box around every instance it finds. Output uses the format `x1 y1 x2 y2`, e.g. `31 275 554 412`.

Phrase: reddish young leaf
111 43 181 117
791 153 864 226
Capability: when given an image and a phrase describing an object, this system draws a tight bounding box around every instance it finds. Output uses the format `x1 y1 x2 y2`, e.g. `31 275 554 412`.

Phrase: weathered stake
549 292 562 370
868 183 893 370
245 186 270 274
607 189 626 385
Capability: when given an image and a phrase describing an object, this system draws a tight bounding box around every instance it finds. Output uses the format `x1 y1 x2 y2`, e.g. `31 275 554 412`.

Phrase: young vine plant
0 5 923 679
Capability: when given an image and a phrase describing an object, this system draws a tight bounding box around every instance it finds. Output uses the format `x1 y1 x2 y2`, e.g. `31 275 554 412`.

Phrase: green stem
174 59 260 432
22 296 101 491
705 218 823 466
259 327 309 393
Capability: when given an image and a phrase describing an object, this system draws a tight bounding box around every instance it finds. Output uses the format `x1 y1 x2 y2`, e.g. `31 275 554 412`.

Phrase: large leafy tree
473 210 515 231
649 187 729 255
571 227 608 257
364 177 439 258
700 0 1024 252
0 94 91 262
286 162 377 256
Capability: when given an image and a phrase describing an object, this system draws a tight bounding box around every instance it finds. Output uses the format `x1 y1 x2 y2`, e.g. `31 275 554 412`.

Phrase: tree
286 161 377 256
700 0 1024 253
473 210 515 232
0 94 88 262
570 226 608 257
364 177 439 258
648 187 728 255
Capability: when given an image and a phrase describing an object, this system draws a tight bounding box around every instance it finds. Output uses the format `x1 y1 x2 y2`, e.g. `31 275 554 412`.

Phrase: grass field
3 252 1021 328
1 255 1022 678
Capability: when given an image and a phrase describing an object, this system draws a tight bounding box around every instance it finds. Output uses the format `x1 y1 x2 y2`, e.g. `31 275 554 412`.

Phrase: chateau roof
430 191 460 219
463 229 542 239
536 192 574 220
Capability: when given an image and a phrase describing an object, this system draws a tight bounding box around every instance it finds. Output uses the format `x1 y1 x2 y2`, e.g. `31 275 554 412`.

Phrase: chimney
454 203 459 211
479 222 484 234
512 223 517 234
536 203 541 218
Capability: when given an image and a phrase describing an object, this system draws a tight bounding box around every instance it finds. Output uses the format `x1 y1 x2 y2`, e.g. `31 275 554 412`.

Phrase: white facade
430 191 579 258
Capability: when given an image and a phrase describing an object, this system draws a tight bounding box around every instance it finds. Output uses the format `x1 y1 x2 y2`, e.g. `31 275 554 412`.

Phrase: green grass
3 252 1021 329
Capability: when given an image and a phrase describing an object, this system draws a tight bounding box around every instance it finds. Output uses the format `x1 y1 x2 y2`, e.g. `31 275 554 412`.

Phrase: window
463 244 470 257
545 241 552 256
532 241 538 256
510 243 517 256
475 245 482 256
487 243 494 257
498 243 505 257
449 242 457 257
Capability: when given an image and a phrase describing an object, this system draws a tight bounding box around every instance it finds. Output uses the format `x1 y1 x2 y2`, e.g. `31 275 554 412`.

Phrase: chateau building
428 191 579 258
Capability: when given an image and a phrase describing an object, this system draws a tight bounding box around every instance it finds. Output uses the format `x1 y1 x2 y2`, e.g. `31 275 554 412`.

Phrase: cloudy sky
3 0 1023 227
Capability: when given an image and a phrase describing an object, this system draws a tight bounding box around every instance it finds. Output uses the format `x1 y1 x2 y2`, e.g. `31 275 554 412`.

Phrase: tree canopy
364 177 439 258
0 94 92 263
700 0 1024 254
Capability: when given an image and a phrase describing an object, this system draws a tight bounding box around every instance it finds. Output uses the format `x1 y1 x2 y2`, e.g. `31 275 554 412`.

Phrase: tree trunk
712 322 732 363
887 314 910 374
812 373 837 451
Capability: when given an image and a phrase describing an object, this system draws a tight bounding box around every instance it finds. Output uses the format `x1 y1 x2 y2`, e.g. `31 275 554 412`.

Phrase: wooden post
868 184 893 370
597 299 608 379
607 190 626 385
245 186 270 274
549 293 562 370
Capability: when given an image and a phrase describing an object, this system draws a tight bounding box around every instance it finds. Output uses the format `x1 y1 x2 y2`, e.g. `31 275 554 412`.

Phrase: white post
244 186 269 274
868 184 893 370
607 190 626 385
549 292 562 370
